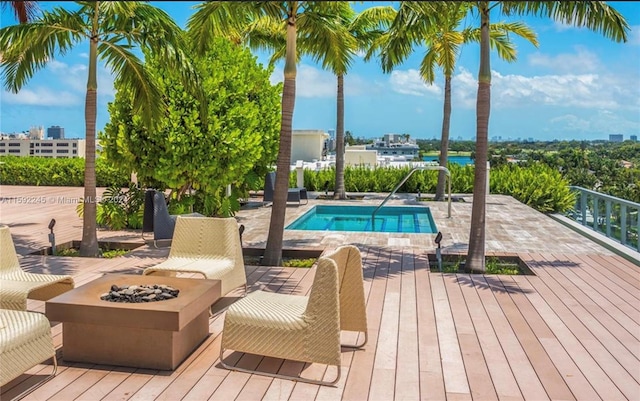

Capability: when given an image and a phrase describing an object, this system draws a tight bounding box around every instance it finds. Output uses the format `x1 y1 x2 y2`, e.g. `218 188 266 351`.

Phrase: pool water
286 205 437 233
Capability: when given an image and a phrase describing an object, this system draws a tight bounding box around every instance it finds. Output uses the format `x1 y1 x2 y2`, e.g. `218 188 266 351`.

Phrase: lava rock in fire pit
101 284 180 303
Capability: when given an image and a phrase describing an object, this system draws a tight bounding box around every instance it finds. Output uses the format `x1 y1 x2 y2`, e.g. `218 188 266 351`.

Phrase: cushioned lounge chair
219 245 368 386
263 172 308 205
0 226 74 311
141 189 203 247
143 216 247 297
0 309 57 395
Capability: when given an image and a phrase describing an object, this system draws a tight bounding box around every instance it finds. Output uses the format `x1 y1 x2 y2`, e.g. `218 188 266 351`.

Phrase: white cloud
2 87 79 106
449 66 638 111
548 111 640 136
528 46 601 73
389 69 441 97
269 64 378 98
47 60 115 99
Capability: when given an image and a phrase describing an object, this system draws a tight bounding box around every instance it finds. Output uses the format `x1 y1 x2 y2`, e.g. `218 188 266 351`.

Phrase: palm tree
189 1 348 265
370 1 538 201
304 4 395 200
0 1 193 256
1 1 39 23
464 1 628 272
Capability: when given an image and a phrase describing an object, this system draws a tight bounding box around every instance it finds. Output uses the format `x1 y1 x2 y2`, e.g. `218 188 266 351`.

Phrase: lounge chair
0 309 57 395
263 172 308 205
141 189 203 246
142 216 247 297
0 226 74 311
219 245 368 386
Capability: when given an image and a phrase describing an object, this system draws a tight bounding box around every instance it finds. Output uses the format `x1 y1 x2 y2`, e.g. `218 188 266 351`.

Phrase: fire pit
101 284 179 303
45 274 220 370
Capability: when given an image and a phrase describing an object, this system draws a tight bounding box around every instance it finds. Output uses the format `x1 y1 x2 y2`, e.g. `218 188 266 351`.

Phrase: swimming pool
286 205 437 233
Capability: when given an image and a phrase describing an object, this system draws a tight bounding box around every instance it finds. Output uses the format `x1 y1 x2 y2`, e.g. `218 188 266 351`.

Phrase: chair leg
219 347 341 387
341 331 368 349
11 354 58 401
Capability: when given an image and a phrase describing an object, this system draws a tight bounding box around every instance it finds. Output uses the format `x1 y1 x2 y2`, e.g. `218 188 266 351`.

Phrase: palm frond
98 39 163 129
0 6 86 92
187 1 252 53
501 1 629 42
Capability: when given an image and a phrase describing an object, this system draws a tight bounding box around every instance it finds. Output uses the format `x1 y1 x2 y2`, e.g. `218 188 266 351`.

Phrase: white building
291 129 329 162
365 133 420 160
0 138 86 158
344 145 377 167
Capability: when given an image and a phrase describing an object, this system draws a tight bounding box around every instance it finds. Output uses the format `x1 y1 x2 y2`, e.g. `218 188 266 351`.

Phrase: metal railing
372 166 451 229
567 186 640 252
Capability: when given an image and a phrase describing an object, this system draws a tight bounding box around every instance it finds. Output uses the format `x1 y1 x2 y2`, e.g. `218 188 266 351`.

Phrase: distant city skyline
1 2 638 142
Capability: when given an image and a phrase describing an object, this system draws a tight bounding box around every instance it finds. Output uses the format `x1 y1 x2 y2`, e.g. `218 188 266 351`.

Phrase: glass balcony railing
566 186 639 252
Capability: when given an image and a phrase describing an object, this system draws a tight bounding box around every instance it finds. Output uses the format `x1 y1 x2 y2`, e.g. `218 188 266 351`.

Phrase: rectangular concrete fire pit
45 274 221 370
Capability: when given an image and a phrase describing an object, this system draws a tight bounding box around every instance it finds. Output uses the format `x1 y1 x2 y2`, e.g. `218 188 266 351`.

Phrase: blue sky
1 1 639 142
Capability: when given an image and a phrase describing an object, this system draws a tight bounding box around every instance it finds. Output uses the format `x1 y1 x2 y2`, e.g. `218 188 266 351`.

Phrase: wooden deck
1 186 639 400
0 247 638 400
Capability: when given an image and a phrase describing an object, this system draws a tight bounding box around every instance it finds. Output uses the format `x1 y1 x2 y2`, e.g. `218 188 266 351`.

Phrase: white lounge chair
0 226 74 311
219 245 368 386
143 216 247 297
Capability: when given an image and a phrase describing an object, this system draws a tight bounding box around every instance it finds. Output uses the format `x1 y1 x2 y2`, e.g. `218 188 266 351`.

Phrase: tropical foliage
370 1 538 202
100 37 281 217
0 1 194 256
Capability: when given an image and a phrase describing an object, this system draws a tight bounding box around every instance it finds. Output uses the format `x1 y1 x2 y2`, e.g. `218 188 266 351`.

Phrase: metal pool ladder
372 166 452 229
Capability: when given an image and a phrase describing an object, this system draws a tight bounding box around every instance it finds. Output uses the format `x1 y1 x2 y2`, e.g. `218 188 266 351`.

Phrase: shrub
0 155 128 187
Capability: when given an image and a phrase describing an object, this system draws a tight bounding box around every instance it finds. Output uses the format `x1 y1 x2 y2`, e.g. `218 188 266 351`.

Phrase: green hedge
0 156 574 213
0 156 128 187
299 162 574 213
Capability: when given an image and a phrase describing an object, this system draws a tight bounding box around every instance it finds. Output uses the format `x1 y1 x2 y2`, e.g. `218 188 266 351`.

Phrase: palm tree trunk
435 75 452 201
466 2 491 273
334 73 346 200
263 6 297 266
79 2 100 257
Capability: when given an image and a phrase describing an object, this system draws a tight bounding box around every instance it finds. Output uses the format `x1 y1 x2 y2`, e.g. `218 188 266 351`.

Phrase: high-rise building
630 135 638 142
28 126 44 140
609 134 623 142
47 125 65 139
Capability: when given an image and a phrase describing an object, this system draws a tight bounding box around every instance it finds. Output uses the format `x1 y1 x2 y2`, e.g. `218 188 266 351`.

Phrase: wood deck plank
413 253 446 401
442 274 498 401
394 250 421 401
488 275 575 401
430 273 470 397
470 275 549 401
369 248 402 401
341 248 387 401
517 255 627 400
456 276 522 401
506 275 601 401
530 253 640 396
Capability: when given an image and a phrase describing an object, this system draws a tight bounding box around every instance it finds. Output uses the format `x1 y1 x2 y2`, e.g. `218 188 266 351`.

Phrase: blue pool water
286 205 437 233
423 155 473 165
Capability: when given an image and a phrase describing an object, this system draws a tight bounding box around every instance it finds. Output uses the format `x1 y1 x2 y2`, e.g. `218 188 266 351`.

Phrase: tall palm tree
189 1 347 265
0 1 193 256
464 1 628 272
1 1 39 23
370 1 538 201
299 4 395 200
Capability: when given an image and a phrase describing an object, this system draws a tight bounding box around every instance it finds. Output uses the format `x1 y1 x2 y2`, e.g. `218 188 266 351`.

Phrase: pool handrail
372 166 451 229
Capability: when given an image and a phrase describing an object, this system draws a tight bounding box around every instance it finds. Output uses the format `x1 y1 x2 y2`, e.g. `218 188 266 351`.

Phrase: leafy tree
100 37 281 216
0 1 193 256
370 1 537 201
188 1 349 265
464 1 628 272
